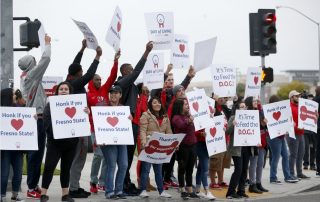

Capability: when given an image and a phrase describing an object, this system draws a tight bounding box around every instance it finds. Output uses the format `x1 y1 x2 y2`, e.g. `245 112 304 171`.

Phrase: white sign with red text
105 6 122 51
49 94 90 139
298 98 318 133
0 107 38 150
143 52 164 90
205 115 226 156
194 37 217 72
145 12 174 50
234 110 261 146
139 132 185 164
73 19 98 50
41 76 63 97
211 65 236 98
92 106 133 145
244 67 262 99
207 96 216 116
171 34 190 69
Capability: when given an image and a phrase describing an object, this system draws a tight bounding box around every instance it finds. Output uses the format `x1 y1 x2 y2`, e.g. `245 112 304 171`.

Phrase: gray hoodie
19 44 51 114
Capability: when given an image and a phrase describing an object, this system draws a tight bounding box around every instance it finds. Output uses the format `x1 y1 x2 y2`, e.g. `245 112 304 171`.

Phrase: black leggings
41 138 78 189
177 144 196 187
162 153 176 181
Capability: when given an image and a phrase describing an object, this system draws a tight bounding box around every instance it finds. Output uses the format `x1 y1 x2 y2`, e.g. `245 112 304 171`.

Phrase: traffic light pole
260 55 266 104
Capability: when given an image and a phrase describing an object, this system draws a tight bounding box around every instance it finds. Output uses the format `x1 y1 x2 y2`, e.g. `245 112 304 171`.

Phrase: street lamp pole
276 6 320 85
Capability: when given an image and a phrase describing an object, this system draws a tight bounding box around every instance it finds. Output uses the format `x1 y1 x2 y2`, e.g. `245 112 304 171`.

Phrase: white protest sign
207 96 216 115
73 19 98 50
145 12 174 50
138 132 185 164
143 52 164 90
41 76 63 97
211 65 236 97
263 100 294 139
49 94 90 139
244 67 262 99
38 23 46 53
194 37 217 72
205 115 226 156
0 107 38 150
105 6 122 51
298 98 318 133
171 34 190 69
91 106 133 145
234 110 261 146
186 88 211 131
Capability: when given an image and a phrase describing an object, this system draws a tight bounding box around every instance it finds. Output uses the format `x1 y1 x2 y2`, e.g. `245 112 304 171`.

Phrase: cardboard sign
143 52 164 90
91 106 133 145
298 98 318 133
263 100 294 139
186 88 211 131
41 76 63 97
171 34 190 69
49 94 90 139
0 107 38 150
105 6 122 51
205 115 226 156
244 67 262 99
145 12 174 50
234 110 261 146
194 37 217 72
211 65 236 98
73 19 98 50
138 132 185 164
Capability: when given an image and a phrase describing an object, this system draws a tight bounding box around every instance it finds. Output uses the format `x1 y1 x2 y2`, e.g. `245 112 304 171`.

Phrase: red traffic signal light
259 9 277 55
264 13 276 24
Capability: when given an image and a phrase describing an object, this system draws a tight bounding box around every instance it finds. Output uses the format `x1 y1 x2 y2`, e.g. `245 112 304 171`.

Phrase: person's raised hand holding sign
95 46 102 61
80 39 87 53
143 41 154 59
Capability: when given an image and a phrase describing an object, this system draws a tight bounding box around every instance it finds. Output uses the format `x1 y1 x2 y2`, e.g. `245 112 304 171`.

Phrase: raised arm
72 39 87 64
180 65 196 89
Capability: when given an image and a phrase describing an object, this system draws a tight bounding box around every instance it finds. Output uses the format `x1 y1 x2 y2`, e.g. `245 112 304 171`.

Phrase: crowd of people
1 35 320 202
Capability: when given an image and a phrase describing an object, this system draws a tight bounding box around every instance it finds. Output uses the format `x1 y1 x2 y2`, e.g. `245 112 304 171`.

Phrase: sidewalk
5 153 320 201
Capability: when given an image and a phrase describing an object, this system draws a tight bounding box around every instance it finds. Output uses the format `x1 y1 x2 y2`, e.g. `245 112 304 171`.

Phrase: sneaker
181 192 189 200
27 190 41 199
10 195 25 202
285 178 299 183
196 192 206 198
69 189 88 198
226 193 241 199
61 195 74 202
116 193 127 199
204 191 216 200
219 182 229 188
34 186 42 195
90 183 98 194
139 190 149 198
209 183 221 189
40 195 49 202
316 172 320 177
106 194 118 200
97 185 106 192
188 192 200 198
164 180 179 188
159 191 172 198
297 174 310 179
78 188 91 196
270 180 283 185
237 192 249 198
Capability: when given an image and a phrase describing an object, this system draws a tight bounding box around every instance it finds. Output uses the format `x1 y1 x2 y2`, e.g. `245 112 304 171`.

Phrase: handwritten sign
145 12 174 50
91 106 133 145
0 107 38 150
143 52 164 90
234 110 261 146
263 100 294 139
194 37 217 72
244 67 261 99
298 98 318 133
211 65 236 97
49 94 90 139
171 34 190 69
138 132 185 164
186 88 211 131
73 19 98 50
205 115 226 156
105 6 122 51
41 76 63 97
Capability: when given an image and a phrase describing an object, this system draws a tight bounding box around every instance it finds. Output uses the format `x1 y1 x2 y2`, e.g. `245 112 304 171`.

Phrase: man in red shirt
287 90 310 179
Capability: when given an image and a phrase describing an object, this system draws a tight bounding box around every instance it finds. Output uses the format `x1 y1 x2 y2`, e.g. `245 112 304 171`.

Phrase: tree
277 81 310 100
236 83 245 97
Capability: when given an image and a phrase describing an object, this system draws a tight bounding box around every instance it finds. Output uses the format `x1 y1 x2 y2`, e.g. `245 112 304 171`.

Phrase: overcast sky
12 0 320 87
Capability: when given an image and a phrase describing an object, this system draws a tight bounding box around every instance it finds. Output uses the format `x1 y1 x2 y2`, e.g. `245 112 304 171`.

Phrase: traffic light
261 67 274 83
19 19 41 48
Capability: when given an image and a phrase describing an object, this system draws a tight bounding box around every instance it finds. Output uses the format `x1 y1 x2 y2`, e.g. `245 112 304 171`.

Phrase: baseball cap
288 90 301 98
109 85 122 94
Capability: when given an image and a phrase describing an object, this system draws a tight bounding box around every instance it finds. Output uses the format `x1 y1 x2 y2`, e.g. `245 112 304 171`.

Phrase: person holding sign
40 82 90 202
1 88 25 202
313 86 320 177
171 98 199 199
138 97 172 198
18 34 51 200
66 39 102 198
114 41 153 195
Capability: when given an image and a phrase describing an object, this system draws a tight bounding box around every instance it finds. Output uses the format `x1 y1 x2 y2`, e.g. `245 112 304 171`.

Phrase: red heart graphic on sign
65 107 76 119
272 111 281 121
117 21 121 32
179 44 185 53
11 119 23 131
254 76 259 85
209 106 214 114
192 102 199 112
210 127 216 138
107 117 119 127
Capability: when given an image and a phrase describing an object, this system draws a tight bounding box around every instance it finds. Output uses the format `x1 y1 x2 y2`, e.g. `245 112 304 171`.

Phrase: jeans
101 145 128 196
27 118 46 189
195 142 209 190
140 161 163 194
124 123 138 185
286 134 305 176
303 131 317 168
1 151 23 197
90 133 106 186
